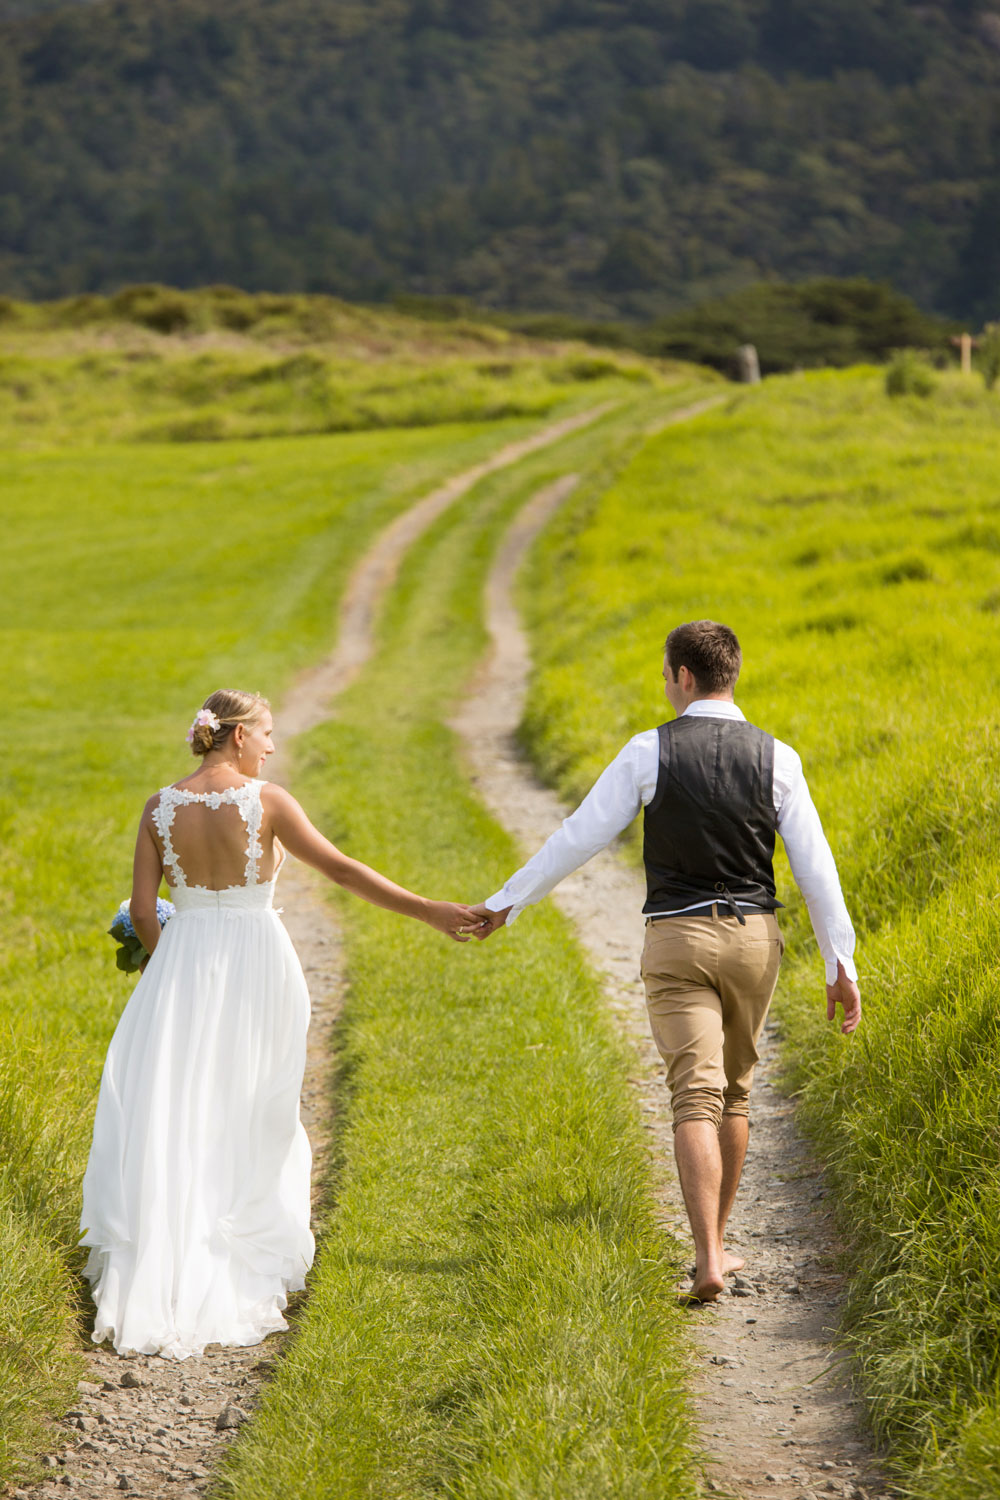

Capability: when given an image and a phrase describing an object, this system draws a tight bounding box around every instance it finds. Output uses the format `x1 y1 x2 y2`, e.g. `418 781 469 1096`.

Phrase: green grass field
0 302 712 1491
12 292 1000 1497
519 366 1000 1497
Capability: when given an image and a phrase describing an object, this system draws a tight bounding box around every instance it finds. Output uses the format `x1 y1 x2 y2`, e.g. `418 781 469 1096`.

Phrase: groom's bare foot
687 1250 745 1278
688 1245 725 1301
688 1266 725 1302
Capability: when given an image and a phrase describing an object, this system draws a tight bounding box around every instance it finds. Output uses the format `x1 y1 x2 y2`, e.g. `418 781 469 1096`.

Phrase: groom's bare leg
718 1113 749 1273
674 1119 725 1301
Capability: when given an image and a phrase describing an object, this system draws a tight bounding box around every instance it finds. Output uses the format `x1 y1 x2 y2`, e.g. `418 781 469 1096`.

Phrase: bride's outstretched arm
265 785 483 942
130 800 166 958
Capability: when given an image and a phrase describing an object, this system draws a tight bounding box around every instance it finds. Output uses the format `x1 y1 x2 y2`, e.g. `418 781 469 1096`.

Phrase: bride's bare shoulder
261 782 302 815
138 790 165 829
261 784 321 838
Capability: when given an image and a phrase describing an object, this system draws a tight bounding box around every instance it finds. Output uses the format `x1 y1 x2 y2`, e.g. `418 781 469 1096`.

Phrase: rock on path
450 454 893 1500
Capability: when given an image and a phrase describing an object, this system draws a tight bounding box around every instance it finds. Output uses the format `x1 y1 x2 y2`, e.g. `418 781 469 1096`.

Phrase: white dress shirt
485 700 857 984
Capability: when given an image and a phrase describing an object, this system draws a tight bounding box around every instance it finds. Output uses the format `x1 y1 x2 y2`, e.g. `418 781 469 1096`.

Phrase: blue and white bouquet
108 897 175 973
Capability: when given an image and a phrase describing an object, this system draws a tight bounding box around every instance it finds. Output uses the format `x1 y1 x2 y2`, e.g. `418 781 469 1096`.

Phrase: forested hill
2 0 1000 320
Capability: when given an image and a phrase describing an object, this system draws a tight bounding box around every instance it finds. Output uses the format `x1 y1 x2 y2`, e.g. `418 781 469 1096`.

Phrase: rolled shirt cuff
825 953 858 986
484 889 523 924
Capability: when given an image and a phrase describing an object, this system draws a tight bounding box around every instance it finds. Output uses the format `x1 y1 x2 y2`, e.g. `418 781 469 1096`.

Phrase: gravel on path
450 447 893 1500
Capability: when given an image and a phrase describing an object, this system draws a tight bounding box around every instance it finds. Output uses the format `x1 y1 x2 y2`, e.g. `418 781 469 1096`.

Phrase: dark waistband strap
646 902 767 925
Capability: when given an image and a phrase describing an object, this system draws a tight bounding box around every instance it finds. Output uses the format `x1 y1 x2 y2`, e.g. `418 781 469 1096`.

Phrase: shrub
885 350 936 397
393 278 951 375
137 294 197 335
979 323 1000 390
109 284 196 333
204 286 262 331
253 294 300 318
564 355 625 381
645 279 955 376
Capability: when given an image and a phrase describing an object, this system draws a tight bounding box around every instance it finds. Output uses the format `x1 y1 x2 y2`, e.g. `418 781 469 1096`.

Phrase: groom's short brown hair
665 621 742 693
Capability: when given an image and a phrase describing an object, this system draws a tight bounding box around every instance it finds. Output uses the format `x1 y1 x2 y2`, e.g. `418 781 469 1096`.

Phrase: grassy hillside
1 0 999 318
0 287 664 448
518 366 1000 1496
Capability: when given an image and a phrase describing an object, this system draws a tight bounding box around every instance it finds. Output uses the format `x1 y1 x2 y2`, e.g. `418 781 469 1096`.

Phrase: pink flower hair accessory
186 708 222 744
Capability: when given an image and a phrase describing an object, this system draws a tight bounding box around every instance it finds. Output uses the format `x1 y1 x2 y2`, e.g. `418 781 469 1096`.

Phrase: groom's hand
469 902 511 940
424 901 490 941
826 961 861 1034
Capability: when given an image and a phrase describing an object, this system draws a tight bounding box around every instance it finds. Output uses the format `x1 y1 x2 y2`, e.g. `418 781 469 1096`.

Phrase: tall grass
518 365 1000 1496
215 395 706 1500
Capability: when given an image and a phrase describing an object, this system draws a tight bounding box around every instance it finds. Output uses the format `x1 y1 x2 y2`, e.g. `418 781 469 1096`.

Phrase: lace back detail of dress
152 781 267 893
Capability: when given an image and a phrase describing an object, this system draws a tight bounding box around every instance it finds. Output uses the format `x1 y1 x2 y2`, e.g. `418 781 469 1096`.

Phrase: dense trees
1 0 999 319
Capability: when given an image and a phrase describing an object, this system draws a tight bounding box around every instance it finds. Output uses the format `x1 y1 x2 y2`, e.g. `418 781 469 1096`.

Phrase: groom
472 620 860 1302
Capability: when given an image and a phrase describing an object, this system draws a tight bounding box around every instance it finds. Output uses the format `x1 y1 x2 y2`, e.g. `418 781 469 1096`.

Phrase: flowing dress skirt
80 887 314 1360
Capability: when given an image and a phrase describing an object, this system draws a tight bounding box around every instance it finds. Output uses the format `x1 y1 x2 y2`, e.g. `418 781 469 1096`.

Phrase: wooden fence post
950 332 977 373
736 344 761 383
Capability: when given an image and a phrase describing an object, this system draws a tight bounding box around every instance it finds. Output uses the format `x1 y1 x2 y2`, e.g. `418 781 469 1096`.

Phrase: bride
80 688 479 1360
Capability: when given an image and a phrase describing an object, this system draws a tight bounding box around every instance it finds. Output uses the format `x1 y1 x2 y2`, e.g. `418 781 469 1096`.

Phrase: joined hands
424 900 490 942
423 901 511 941
467 902 512 940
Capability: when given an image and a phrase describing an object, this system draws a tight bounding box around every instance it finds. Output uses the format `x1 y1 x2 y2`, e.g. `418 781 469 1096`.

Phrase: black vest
642 715 781 915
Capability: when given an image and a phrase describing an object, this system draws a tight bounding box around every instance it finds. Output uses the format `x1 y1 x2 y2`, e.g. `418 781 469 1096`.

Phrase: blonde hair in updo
189 689 271 757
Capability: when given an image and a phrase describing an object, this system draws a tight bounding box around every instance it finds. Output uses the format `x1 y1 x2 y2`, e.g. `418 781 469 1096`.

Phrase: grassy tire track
213 394 711 1499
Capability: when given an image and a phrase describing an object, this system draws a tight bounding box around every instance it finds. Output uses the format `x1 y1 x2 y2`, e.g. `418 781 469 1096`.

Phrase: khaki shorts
640 907 784 1131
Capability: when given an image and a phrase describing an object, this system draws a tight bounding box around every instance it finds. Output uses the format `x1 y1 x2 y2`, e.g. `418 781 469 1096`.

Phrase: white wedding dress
80 779 314 1360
